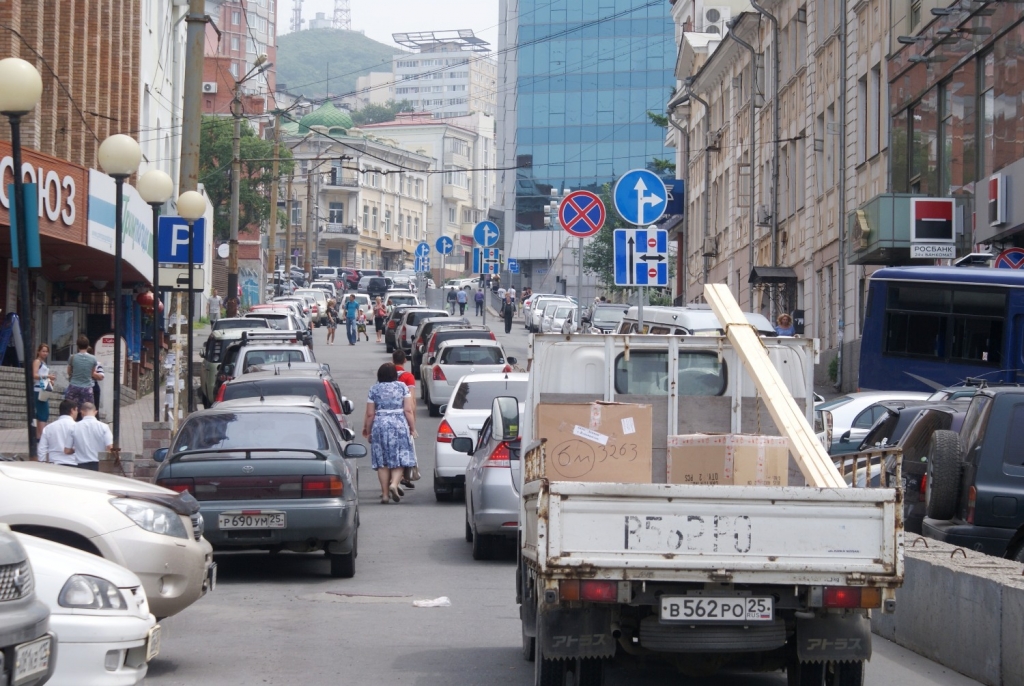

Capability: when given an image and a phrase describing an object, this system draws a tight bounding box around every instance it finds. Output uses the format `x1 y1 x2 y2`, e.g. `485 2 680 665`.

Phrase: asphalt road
146 304 980 686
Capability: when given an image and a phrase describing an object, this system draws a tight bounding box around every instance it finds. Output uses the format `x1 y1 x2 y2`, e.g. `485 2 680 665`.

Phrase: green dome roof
298 102 353 134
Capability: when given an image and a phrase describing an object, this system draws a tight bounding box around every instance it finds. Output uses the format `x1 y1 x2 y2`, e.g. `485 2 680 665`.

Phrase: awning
658 214 684 236
748 266 798 284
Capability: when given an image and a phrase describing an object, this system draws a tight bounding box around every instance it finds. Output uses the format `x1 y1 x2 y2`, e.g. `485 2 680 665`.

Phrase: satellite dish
217 243 230 259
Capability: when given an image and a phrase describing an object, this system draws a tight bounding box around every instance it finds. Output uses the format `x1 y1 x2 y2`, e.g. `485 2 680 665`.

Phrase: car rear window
389 295 417 306
242 349 306 368
222 379 328 404
451 379 527 410
434 330 490 348
173 412 330 456
214 319 268 332
246 315 293 331
614 351 726 396
408 311 447 326
441 346 504 365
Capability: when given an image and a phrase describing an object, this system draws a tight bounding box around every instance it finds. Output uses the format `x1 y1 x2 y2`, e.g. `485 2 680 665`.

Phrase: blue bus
859 266 1024 392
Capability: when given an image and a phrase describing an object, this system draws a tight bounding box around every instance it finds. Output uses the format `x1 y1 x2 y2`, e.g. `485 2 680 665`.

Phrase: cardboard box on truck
667 434 790 486
537 402 653 483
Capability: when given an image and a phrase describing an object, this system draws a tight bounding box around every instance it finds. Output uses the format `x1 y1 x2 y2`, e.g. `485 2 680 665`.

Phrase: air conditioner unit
706 129 722 151
756 205 772 226
702 236 719 257
703 6 732 34
202 82 218 94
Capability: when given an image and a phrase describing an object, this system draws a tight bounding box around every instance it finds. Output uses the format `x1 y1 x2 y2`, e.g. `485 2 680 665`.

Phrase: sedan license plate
661 596 773 623
13 635 51 685
146 625 161 662
218 511 286 529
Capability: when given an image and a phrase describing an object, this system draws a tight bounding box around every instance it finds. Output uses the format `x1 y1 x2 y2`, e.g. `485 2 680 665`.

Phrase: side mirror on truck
492 396 520 442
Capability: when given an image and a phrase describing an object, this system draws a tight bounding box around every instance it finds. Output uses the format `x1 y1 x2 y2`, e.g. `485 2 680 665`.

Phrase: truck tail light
437 419 455 443
823 586 881 609
967 485 977 524
432 366 446 381
302 475 342 498
485 442 511 468
157 477 194 495
918 475 927 502
559 580 617 603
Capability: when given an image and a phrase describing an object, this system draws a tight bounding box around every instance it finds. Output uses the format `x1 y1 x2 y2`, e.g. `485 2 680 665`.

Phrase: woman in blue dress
363 363 418 503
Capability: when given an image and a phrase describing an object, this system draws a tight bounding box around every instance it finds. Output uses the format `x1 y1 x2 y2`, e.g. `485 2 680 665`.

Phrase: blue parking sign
158 216 205 264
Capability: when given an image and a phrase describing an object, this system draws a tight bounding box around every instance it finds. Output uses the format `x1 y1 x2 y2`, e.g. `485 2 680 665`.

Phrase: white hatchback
433 373 528 502
421 339 516 417
19 534 159 686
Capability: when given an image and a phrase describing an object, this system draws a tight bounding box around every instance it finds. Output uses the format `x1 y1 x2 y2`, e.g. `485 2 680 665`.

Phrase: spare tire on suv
925 430 962 520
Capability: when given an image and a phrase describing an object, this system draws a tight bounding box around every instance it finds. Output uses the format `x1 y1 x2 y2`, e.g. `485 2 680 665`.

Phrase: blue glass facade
515 0 677 230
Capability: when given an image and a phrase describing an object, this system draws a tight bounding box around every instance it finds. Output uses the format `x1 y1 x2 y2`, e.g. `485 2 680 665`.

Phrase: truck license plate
13 635 51 685
661 596 773 623
218 511 286 529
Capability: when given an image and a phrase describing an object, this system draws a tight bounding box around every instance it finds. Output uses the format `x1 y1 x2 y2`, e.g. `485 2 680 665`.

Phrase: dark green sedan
153 396 366 578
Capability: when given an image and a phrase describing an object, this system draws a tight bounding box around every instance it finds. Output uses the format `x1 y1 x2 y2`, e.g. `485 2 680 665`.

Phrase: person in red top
393 350 418 489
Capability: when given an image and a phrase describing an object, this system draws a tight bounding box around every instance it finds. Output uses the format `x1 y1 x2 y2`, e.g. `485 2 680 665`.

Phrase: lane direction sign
507 258 519 274
415 241 431 258
473 247 501 274
558 190 605 238
414 255 431 273
473 221 500 247
613 228 668 287
613 169 668 226
435 236 454 255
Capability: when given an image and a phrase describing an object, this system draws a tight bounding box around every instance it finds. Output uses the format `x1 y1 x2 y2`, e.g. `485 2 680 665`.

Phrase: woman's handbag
409 466 422 481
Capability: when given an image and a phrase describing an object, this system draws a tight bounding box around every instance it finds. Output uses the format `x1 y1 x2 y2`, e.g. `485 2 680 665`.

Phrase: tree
647 111 669 128
198 116 293 241
650 157 676 174
350 100 414 126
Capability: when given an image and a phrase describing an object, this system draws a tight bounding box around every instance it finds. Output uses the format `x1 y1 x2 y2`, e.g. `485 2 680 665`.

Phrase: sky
279 0 501 52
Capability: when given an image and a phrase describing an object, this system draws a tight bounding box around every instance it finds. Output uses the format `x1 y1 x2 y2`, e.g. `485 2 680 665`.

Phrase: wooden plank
704 284 845 488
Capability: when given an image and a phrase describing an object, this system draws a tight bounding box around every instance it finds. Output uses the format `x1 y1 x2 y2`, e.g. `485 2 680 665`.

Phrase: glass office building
513 0 677 231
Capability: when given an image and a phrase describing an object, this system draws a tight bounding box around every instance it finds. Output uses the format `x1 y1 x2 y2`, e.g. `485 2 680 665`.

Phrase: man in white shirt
38 400 78 465
66 402 112 470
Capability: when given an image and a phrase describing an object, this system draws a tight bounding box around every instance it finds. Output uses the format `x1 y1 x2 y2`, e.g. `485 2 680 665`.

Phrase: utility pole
267 111 281 291
179 0 206 192
228 93 242 305
285 174 294 275
305 157 315 279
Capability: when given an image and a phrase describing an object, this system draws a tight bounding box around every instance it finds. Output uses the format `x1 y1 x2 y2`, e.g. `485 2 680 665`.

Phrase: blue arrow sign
507 258 519 274
613 169 668 226
473 221 500 248
158 216 206 264
614 228 668 287
435 236 454 255
415 241 431 258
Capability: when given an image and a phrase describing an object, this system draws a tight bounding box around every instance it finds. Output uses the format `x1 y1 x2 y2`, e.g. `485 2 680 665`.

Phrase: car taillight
485 442 511 468
918 474 927 502
437 419 455 443
388 320 397 329
324 380 343 415
427 336 438 353
822 586 881 609
217 373 228 383
432 366 446 381
502 364 512 373
401 325 407 341
302 475 343 498
559 580 617 603
489 331 496 340
967 485 977 524
157 477 194 495
215 385 226 402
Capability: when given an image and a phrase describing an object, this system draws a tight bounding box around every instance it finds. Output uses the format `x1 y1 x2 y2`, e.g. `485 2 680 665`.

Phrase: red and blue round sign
558 190 606 238
995 247 1024 269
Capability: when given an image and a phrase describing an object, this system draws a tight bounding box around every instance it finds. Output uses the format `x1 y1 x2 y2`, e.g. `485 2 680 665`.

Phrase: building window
229 62 239 77
372 207 378 232
414 216 420 237
910 0 921 28
448 206 456 224
329 202 344 224
292 203 302 225
232 10 240 24
384 210 392 234
362 205 370 229
857 75 868 164
981 51 995 179
406 214 412 237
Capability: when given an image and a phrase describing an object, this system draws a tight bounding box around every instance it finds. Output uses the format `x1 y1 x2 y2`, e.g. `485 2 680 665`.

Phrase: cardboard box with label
536 402 653 483
667 434 790 486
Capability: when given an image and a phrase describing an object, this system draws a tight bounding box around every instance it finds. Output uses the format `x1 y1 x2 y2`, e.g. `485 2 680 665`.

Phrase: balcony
324 175 360 190
323 223 360 242
847 194 974 265
443 183 470 202
444 150 470 167
380 234 405 252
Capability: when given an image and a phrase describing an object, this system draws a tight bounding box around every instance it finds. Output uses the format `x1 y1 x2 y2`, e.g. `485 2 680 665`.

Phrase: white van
615 304 777 336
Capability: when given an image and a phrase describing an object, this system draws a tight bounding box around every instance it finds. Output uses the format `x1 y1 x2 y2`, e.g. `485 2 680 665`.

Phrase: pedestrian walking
344 294 359 345
363 363 417 504
373 297 387 343
508 286 516 306
474 288 485 316
64 335 99 407
66 402 111 471
357 309 370 341
446 287 458 314
775 313 795 336
325 299 339 345
392 350 420 490
32 344 56 440
38 400 78 465
456 288 468 315
208 289 223 323
500 293 516 334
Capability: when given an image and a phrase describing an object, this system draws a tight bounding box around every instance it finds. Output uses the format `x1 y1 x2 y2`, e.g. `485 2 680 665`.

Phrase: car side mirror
153 448 168 463
451 437 474 454
507 356 517 366
340 428 356 442
428 356 436 365
341 397 354 415
199 348 206 359
439 404 448 415
492 396 520 442
839 430 851 443
344 443 367 458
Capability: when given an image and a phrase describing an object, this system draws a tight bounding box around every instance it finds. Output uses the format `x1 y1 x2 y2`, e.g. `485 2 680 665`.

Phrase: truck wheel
534 622 566 686
830 661 865 686
522 621 535 662
575 658 604 686
925 430 962 520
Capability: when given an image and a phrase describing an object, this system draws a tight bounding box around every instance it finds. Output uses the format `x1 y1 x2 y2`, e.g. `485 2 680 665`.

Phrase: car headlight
59 575 127 610
111 498 189 539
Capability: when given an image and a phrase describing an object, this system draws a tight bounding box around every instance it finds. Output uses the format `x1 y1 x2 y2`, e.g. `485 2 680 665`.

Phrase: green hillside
275 29 398 99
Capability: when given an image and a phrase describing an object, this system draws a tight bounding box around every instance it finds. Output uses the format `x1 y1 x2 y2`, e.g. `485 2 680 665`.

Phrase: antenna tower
290 0 304 33
333 0 351 30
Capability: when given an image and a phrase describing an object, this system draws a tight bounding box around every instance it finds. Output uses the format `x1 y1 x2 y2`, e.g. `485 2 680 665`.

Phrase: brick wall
136 421 172 482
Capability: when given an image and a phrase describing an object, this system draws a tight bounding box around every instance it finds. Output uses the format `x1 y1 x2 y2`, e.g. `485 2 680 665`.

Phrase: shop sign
910 198 956 243
87 169 154 283
0 141 88 245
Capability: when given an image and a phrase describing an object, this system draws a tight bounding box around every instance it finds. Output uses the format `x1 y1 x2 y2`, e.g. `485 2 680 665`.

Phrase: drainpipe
726 22 758 311
750 0 780 280
686 87 712 285
666 92 689 301
837 0 849 390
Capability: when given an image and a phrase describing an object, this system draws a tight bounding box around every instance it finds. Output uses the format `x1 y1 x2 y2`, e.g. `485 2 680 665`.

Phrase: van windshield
614 351 726 396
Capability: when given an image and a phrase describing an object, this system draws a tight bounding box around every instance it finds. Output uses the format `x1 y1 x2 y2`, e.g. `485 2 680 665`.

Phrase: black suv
358 276 392 300
923 386 1024 560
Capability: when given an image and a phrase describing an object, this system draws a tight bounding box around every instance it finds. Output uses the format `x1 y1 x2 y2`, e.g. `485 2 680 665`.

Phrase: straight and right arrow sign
614 228 668 287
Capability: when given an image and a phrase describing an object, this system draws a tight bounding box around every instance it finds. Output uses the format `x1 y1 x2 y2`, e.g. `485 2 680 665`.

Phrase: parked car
358 276 391 300
210 317 269 334
527 295 574 333
397 309 448 354
0 524 54 686
452 396 524 560
241 311 312 348
340 268 361 291
215 335 315 398
0 464 215 619
391 275 415 292
342 293 372 321
433 373 528 502
214 369 355 425
923 386 1024 559
816 391 932 455
199 325 274 407
444 277 478 291
409 318 472 379
272 297 314 329
294 289 329 325
583 304 628 334
421 339 515 417
384 306 425 353
250 302 307 329
309 281 338 300
541 302 578 334
415 326 494 385
384 291 419 309
154 397 367 577
19 533 159 686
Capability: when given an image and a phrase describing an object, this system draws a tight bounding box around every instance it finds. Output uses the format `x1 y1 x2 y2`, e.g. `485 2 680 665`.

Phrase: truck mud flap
538 605 616 660
795 614 871 663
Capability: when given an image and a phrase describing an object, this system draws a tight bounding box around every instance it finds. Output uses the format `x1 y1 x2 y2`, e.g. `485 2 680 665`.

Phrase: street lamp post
0 58 42 458
97 134 143 450
137 170 174 422
177 191 206 414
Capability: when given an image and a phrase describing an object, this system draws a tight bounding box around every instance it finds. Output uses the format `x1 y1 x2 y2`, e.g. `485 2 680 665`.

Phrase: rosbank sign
0 141 88 245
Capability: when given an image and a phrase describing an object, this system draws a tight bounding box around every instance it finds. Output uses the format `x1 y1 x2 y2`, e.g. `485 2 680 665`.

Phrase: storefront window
981 52 995 178
940 61 976 196
910 89 938 194
991 22 1024 174
892 109 910 193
